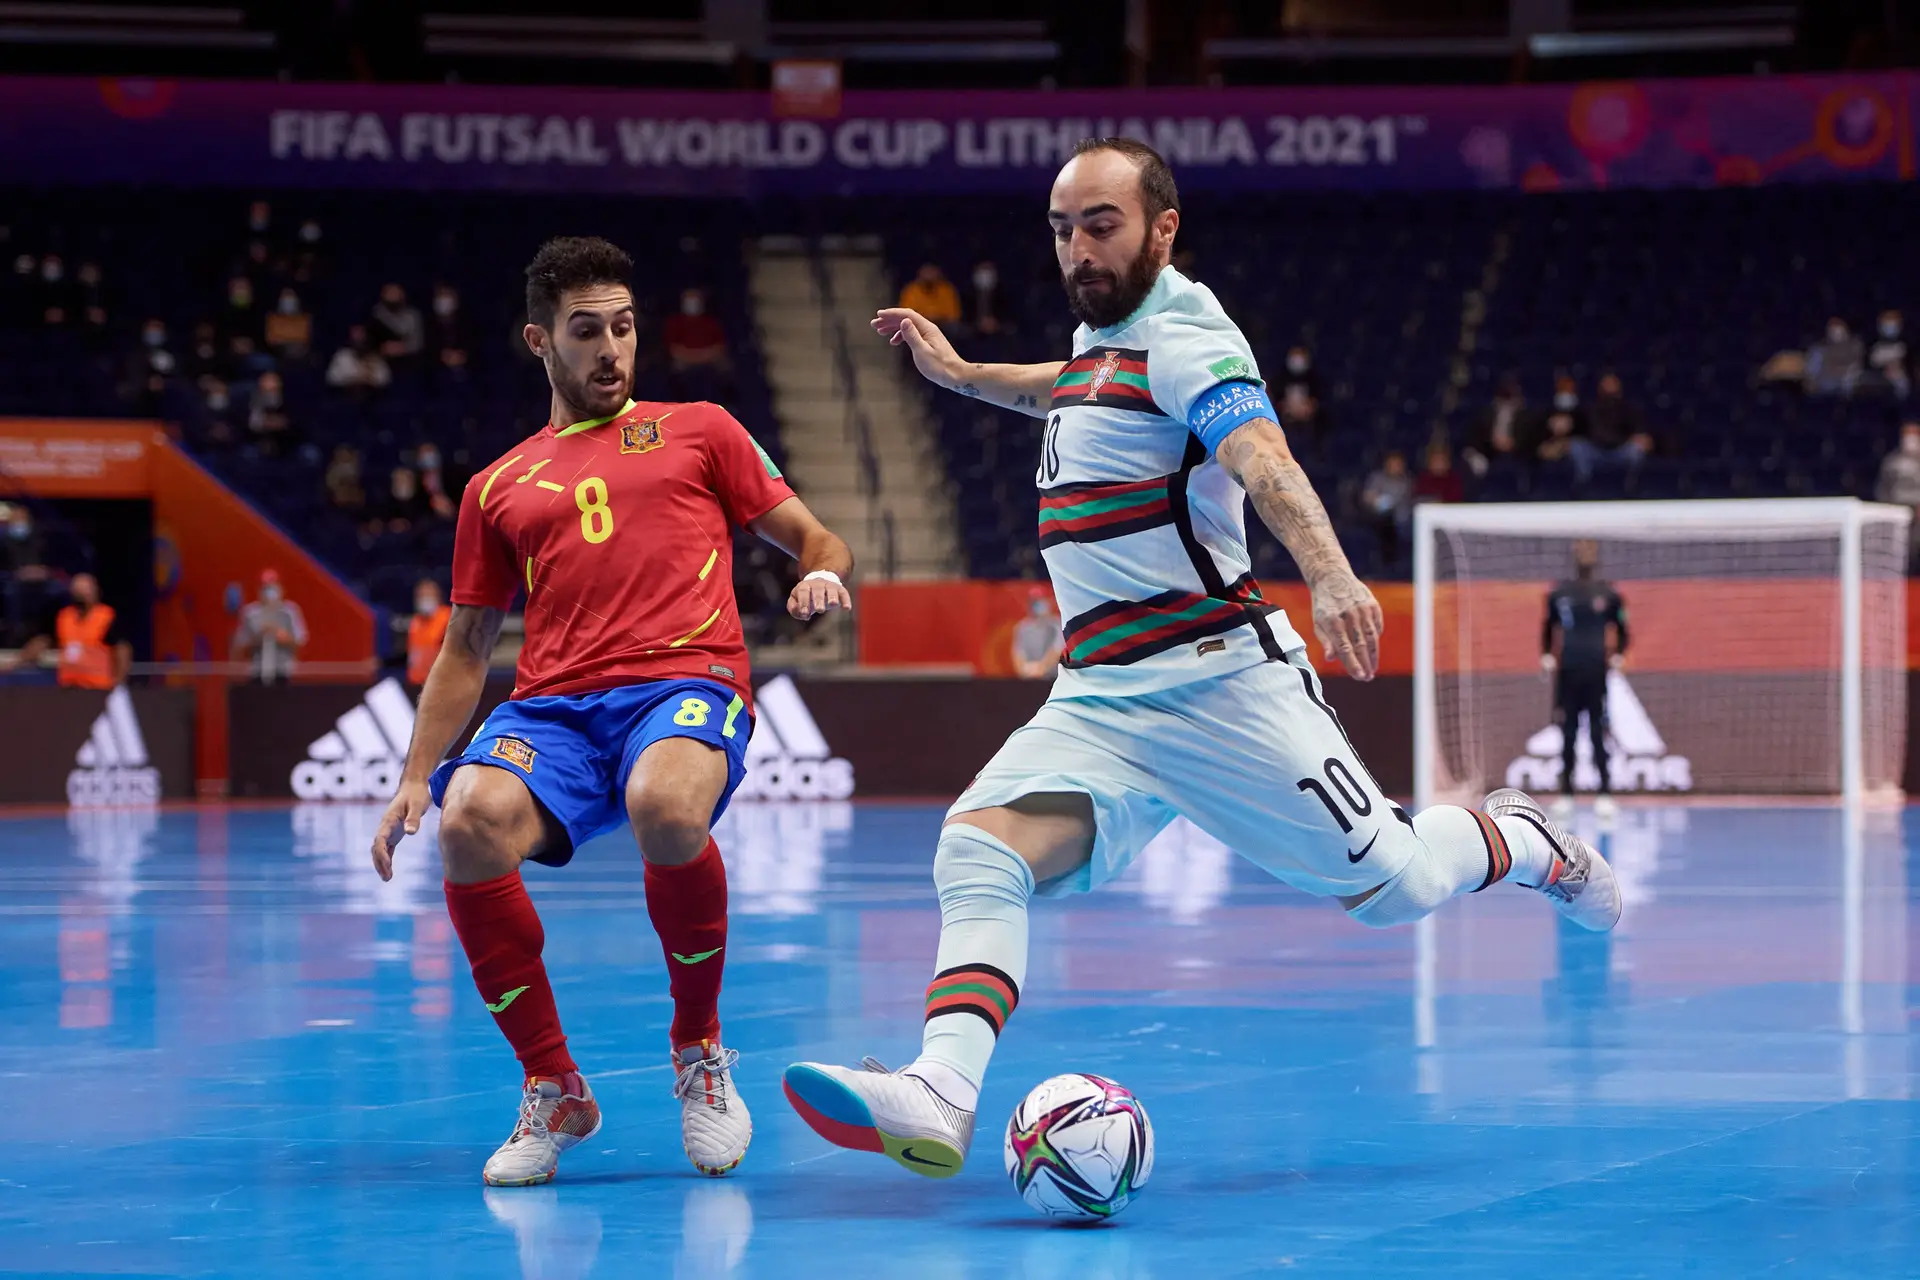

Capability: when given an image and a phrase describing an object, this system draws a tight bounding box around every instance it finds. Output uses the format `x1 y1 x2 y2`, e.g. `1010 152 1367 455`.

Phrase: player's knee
934 823 1036 914
439 783 535 882
1344 846 1448 929
627 785 711 865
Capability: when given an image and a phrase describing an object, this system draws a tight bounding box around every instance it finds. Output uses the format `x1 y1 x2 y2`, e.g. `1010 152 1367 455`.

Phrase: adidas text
293 678 415 801
68 687 160 808
736 675 855 801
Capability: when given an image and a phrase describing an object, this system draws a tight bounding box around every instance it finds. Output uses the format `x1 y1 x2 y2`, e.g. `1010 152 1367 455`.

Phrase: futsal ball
1004 1072 1154 1220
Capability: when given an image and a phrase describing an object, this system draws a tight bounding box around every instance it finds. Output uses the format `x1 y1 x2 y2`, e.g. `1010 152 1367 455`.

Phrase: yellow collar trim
554 398 637 438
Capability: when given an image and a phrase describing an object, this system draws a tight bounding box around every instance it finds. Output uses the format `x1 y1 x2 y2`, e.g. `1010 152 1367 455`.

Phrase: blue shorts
429 678 752 866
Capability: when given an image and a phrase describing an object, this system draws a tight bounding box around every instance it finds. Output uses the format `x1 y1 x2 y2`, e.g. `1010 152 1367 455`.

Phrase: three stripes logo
1505 670 1693 793
67 687 160 807
737 674 853 801
292 677 416 801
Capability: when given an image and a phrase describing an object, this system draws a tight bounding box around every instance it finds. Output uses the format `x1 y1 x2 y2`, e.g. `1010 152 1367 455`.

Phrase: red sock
444 872 576 1079
644 838 729 1048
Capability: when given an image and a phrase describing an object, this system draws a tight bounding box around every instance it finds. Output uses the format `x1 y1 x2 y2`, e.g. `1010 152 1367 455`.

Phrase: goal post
1412 498 1911 810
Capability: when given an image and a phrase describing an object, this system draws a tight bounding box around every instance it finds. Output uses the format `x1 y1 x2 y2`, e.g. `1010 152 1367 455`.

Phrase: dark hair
1070 136 1181 221
524 236 633 329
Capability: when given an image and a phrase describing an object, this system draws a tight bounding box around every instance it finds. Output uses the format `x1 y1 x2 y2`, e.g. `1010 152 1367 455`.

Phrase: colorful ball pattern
1004 1072 1154 1220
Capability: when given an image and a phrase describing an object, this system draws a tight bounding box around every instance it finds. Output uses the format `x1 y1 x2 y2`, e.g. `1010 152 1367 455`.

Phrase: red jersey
452 398 793 704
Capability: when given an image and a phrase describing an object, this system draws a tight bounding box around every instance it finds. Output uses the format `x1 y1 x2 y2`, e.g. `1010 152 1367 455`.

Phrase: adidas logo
68 686 160 807
292 677 415 801
1505 670 1693 793
738 674 853 801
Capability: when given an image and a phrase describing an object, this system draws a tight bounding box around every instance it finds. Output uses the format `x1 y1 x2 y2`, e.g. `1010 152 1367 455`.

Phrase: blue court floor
2 799 1916 1278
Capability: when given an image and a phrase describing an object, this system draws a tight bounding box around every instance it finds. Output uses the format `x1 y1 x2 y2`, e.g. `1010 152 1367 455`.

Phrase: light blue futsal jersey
954 266 1421 899
1036 265 1305 700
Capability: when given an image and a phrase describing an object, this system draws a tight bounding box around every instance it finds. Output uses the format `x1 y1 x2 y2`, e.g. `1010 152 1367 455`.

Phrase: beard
550 357 630 420
1062 239 1163 330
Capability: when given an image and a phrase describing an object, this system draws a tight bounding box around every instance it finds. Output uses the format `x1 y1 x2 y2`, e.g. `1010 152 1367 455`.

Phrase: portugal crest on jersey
1086 350 1123 398
621 415 667 455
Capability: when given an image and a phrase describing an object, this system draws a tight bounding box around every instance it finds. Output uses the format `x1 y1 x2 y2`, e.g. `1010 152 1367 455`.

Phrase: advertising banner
0 73 1909 197
0 686 194 805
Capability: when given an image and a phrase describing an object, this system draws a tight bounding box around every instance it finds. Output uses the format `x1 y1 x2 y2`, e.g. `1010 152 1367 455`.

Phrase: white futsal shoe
782 1057 976 1178
674 1040 752 1176
1484 787 1623 933
483 1072 603 1187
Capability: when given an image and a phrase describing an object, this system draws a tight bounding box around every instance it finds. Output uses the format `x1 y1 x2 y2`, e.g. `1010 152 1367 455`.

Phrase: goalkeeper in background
1542 540 1629 820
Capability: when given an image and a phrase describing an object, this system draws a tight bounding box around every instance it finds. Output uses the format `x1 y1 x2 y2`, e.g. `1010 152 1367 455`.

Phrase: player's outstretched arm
872 308 1063 419
750 496 856 621
371 604 505 880
1215 418 1383 682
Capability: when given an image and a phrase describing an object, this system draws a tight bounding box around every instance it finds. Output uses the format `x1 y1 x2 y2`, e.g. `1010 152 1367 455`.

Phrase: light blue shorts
949 653 1418 898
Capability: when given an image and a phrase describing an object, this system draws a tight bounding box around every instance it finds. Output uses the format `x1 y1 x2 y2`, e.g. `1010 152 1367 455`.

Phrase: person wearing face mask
1876 422 1920 563
9 573 131 689
1277 345 1320 403
265 287 312 356
1868 310 1909 400
0 504 51 648
970 261 1002 336
1806 316 1863 397
371 282 424 363
327 323 393 393
430 283 467 369
406 578 453 687
231 568 307 684
1010 586 1063 679
414 444 456 520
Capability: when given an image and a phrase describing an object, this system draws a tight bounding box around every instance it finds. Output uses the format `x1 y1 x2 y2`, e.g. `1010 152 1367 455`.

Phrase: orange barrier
1 419 375 789
860 578 1916 676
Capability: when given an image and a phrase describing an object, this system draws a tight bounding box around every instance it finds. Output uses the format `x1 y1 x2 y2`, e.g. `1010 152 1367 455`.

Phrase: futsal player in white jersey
782 138 1622 1178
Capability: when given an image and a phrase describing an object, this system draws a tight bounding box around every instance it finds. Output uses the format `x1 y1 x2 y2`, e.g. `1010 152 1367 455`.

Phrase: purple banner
0 74 1911 196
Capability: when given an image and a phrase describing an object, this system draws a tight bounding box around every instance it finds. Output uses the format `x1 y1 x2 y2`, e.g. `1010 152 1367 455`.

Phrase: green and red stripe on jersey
1037 477 1173 549
1050 347 1166 415
925 963 1020 1038
1062 589 1278 669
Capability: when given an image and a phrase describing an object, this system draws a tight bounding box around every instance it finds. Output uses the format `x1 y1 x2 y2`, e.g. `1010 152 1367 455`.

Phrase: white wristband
803 570 843 588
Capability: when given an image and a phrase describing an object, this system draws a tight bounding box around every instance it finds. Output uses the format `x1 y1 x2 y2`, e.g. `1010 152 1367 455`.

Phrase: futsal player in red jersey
371 237 853 1185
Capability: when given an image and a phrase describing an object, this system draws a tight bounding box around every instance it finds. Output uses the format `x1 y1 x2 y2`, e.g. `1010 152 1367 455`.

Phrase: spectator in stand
414 442 456 520
36 253 68 325
1278 346 1321 403
1414 444 1464 505
371 464 429 534
1868 309 1910 400
186 321 223 381
1570 370 1654 483
371 282 424 364
265 287 312 360
1278 381 1324 447
1361 449 1414 565
224 275 259 343
292 218 323 283
429 283 467 369
1806 316 1864 397
1537 410 1580 464
196 376 237 450
1876 421 1920 565
1464 374 1530 476
247 370 291 456
324 444 365 514
897 263 962 324
74 261 107 340
970 261 1002 335
405 576 452 687
247 199 273 240
0 503 52 648
1549 372 1585 429
125 317 176 415
231 568 306 684
326 324 392 394
7 573 130 689
1010 587 1064 679
665 287 729 371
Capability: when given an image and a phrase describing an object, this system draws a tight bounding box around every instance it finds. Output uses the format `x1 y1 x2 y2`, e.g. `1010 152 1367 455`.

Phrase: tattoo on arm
447 605 506 663
958 383 981 398
1012 394 1038 408
1216 423 1351 587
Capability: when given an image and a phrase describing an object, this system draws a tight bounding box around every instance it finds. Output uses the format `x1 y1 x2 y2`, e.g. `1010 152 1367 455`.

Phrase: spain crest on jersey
1086 350 1123 398
621 414 668 455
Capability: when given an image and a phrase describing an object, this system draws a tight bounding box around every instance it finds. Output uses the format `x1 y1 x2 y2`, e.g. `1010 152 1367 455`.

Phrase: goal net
1413 498 1911 808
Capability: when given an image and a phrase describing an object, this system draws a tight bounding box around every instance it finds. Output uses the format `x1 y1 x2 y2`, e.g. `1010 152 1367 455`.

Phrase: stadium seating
0 187 785 621
4 181 1913 595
